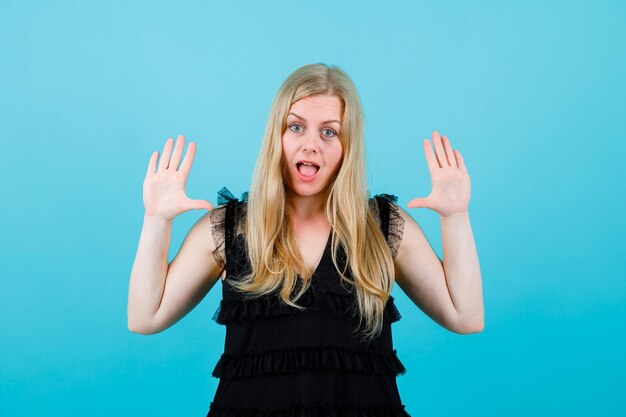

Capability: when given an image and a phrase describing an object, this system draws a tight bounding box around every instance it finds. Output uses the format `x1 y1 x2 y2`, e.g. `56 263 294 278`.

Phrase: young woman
127 63 484 416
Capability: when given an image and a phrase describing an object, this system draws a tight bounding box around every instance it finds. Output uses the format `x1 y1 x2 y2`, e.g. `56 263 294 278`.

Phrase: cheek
281 133 296 152
280 136 291 159
281 137 299 175
329 144 344 170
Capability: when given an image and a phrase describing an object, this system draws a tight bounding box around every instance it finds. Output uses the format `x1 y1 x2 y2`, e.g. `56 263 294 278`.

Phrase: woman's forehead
288 94 342 120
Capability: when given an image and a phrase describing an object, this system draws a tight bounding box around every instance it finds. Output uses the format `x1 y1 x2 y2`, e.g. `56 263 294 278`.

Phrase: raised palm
407 131 471 218
143 134 213 220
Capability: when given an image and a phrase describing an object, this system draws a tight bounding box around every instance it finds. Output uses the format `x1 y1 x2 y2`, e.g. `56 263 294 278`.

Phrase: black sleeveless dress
206 187 410 417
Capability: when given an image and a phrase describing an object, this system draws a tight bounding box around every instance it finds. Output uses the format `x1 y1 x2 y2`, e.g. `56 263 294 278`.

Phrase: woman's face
281 94 344 198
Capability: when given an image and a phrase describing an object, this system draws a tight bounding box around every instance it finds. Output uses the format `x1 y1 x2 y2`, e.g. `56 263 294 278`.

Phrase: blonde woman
127 63 484 416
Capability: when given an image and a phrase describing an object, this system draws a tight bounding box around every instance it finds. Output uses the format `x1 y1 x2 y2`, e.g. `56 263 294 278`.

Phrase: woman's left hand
407 131 471 218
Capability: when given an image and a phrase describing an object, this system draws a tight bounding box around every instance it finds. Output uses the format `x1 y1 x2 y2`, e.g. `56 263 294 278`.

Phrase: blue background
1 1 625 416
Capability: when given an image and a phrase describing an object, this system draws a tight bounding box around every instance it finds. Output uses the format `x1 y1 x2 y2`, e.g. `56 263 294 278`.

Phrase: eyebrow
288 112 342 125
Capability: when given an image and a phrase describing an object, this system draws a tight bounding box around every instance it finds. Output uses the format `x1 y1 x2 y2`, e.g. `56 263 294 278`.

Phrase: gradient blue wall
1 1 624 416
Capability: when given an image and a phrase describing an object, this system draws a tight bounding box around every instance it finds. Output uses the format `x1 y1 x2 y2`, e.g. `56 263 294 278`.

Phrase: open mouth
296 162 320 177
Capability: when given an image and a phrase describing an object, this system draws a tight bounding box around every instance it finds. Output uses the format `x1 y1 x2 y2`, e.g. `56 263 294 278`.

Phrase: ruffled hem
207 402 411 417
212 346 406 379
212 291 401 326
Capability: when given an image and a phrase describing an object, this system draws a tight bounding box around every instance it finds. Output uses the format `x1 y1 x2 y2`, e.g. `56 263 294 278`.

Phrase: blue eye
289 124 303 133
289 123 337 139
322 128 337 138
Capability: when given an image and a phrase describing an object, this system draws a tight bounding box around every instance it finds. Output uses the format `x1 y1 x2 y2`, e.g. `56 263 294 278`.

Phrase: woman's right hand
143 134 213 220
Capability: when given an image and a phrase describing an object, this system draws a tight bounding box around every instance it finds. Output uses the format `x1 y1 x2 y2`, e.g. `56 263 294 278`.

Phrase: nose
302 130 319 153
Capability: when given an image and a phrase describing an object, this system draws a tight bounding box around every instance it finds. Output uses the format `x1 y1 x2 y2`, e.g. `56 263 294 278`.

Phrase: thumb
407 197 429 209
186 198 214 211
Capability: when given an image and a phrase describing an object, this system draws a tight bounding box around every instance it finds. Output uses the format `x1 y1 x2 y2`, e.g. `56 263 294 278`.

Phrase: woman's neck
285 189 327 221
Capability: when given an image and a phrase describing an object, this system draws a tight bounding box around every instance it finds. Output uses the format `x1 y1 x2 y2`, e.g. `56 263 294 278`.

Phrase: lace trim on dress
207 402 412 417
212 290 401 326
209 187 249 271
211 345 406 379
210 204 227 270
370 194 405 261
386 195 405 261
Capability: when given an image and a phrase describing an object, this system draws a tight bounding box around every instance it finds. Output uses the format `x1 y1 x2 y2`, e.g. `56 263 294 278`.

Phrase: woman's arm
127 211 223 335
439 211 483 331
127 214 173 333
393 208 483 335
394 131 484 334
126 134 219 334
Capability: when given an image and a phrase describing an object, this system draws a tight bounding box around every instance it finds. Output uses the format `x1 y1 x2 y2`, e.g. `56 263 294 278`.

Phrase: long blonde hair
230 63 396 341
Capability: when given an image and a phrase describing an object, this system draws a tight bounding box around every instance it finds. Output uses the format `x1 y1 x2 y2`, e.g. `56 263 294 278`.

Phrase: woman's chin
285 178 329 198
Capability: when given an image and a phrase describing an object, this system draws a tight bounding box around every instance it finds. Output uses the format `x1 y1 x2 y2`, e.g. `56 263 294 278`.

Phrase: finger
146 150 158 177
158 138 174 171
179 141 197 177
186 198 213 211
423 139 439 173
454 149 468 175
407 196 428 209
441 135 458 168
431 131 449 168
169 134 186 171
